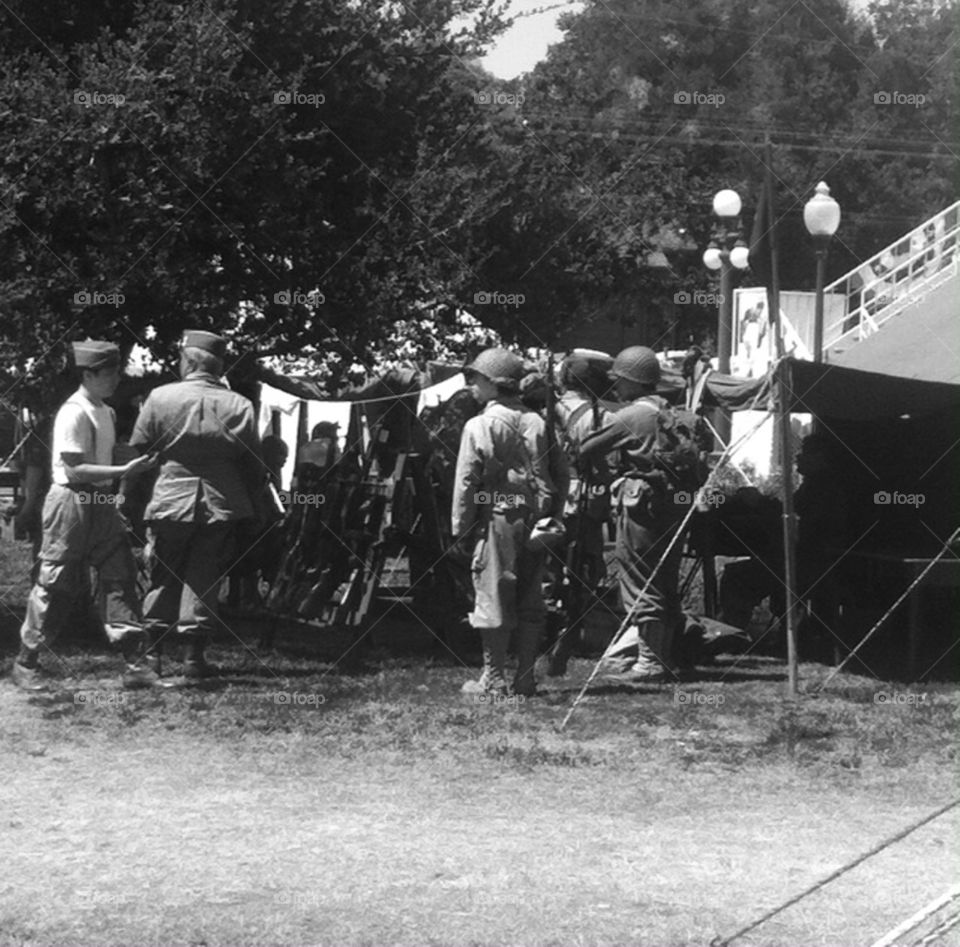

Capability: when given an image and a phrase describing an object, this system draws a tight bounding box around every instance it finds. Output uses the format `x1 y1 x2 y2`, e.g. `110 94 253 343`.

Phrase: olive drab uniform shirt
579 395 661 476
129 372 261 522
451 399 555 538
556 390 617 516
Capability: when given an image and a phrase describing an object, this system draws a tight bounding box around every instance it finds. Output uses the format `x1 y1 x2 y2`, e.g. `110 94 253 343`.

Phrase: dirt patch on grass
2 636 959 946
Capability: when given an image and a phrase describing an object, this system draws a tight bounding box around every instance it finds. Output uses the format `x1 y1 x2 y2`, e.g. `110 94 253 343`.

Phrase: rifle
559 389 609 634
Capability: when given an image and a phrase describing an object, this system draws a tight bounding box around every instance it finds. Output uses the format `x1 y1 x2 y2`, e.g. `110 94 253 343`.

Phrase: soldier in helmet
546 351 617 676
452 348 557 697
579 345 684 682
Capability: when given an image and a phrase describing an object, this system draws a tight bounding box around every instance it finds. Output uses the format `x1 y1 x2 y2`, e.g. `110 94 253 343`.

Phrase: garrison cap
181 330 227 358
72 340 120 371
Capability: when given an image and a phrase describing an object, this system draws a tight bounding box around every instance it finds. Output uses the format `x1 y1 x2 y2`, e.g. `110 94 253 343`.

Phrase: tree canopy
0 0 513 386
0 0 955 391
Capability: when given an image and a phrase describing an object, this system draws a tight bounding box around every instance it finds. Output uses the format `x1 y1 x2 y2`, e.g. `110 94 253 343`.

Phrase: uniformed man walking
579 346 686 682
129 330 262 680
12 341 158 690
452 348 557 697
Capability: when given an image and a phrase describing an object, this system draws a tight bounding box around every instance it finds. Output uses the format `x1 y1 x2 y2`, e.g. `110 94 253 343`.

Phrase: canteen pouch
613 475 664 520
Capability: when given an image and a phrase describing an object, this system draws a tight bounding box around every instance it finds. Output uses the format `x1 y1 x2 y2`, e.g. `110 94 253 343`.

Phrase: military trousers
469 507 546 691
615 491 684 637
551 509 607 664
143 520 235 641
21 484 141 651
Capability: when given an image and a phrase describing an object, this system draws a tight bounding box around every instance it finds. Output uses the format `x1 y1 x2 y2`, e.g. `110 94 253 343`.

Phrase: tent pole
776 359 800 695
762 135 799 694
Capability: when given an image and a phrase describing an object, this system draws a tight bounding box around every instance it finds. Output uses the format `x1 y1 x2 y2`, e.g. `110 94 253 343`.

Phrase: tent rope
559 408 774 731
710 798 960 947
870 885 960 947
912 908 960 947
813 526 960 693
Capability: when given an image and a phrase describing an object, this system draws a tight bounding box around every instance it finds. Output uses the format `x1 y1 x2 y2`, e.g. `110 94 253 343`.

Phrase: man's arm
63 454 156 483
579 407 639 463
57 403 155 483
451 421 483 538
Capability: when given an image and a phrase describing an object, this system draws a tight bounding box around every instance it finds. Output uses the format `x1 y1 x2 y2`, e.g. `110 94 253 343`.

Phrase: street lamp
702 188 750 447
703 189 750 375
803 181 841 362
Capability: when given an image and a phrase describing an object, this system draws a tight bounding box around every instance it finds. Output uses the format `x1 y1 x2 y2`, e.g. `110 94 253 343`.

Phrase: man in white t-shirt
12 341 158 691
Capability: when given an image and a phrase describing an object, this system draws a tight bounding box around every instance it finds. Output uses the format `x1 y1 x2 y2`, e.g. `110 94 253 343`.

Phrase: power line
516 113 957 159
517 110 958 151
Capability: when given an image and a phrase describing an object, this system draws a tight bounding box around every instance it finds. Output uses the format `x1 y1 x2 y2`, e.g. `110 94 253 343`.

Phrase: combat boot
461 627 508 698
142 625 164 675
11 646 50 691
118 634 162 689
182 634 215 681
628 621 673 682
512 621 541 697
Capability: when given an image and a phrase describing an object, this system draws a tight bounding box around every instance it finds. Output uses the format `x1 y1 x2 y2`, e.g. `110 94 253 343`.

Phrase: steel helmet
526 516 567 554
465 348 525 389
609 345 661 385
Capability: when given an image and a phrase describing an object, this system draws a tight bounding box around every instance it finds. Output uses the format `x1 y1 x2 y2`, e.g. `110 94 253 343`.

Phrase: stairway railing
822 202 960 359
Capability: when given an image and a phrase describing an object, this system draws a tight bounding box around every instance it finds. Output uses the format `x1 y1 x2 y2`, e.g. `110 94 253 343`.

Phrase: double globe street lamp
702 188 750 375
702 189 750 446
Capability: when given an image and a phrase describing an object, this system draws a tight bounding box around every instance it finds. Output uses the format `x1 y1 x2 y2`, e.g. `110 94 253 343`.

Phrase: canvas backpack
652 401 710 492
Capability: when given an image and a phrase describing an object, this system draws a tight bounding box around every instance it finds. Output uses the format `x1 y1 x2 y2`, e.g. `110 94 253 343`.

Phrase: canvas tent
703 354 960 683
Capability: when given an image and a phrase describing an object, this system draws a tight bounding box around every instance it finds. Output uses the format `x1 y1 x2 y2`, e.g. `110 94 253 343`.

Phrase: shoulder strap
488 404 546 500
566 400 592 432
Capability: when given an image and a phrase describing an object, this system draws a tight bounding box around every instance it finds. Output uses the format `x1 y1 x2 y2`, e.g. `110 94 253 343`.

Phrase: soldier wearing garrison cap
129 330 262 681
12 341 159 691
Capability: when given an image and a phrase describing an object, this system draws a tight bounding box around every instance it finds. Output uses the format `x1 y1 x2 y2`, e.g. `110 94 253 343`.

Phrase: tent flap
781 358 960 420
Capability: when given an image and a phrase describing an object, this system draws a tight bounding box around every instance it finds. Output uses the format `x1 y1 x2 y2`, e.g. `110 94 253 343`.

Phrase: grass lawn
1 536 958 947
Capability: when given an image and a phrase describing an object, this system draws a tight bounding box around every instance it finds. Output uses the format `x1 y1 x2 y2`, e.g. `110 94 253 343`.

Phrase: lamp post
703 189 749 445
803 181 841 362
703 189 750 374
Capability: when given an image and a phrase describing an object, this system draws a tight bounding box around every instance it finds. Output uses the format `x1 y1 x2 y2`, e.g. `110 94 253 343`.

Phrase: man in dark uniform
130 330 262 680
546 352 617 677
579 345 687 682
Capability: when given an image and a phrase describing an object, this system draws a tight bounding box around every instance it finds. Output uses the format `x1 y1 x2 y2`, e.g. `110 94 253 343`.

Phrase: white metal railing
822 201 960 358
